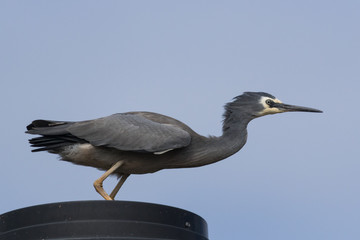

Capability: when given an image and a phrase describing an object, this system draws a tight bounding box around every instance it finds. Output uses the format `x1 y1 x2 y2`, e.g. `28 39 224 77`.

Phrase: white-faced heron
26 92 322 200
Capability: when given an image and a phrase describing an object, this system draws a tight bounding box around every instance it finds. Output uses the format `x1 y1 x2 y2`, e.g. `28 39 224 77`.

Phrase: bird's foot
93 179 114 200
93 161 125 200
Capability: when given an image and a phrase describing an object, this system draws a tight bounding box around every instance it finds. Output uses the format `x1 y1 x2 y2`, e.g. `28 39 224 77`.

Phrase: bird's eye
265 99 273 107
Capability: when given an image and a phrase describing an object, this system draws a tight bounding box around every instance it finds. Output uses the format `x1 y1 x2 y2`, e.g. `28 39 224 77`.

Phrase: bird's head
225 92 322 120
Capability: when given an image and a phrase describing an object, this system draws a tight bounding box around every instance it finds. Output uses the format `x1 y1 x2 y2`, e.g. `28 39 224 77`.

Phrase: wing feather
67 113 191 152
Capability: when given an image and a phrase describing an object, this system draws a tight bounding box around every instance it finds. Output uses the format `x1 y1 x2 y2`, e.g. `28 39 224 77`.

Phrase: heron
26 92 322 200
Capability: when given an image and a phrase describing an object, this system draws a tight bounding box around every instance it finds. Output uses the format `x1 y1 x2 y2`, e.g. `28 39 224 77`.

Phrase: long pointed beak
273 103 323 113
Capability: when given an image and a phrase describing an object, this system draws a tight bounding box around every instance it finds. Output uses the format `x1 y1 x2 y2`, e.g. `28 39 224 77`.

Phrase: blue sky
1 1 359 239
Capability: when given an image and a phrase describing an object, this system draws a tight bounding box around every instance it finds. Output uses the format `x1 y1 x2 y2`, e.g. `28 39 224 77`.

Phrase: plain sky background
1 1 359 239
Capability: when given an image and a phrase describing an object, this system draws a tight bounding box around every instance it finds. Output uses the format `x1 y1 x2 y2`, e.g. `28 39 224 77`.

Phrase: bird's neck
173 114 252 168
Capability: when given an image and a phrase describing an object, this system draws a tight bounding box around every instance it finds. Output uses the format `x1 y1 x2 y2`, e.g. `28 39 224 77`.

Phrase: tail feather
26 119 87 152
30 137 65 146
26 120 73 135
31 142 74 152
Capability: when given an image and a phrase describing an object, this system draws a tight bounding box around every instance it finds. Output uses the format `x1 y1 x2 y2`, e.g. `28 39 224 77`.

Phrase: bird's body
26 92 322 200
27 111 248 174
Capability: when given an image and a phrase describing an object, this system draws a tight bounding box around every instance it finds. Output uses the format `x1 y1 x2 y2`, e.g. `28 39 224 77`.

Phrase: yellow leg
93 161 124 200
110 174 130 200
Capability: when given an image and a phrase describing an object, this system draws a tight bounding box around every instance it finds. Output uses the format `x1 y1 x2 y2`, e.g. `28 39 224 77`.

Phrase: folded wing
27 113 192 153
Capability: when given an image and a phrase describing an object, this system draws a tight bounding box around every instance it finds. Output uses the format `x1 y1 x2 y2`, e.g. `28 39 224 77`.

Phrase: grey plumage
27 113 192 153
26 92 322 200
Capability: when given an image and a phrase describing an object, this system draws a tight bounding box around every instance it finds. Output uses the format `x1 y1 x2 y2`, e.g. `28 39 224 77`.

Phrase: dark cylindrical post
0 201 208 240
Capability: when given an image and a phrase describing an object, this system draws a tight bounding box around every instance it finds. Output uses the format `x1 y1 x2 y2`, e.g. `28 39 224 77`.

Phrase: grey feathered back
27 113 192 153
67 113 191 152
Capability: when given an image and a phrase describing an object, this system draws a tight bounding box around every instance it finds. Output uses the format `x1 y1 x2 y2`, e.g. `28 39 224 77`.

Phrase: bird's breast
58 143 173 174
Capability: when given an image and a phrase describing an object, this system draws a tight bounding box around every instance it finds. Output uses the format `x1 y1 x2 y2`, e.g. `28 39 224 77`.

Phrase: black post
0 201 209 240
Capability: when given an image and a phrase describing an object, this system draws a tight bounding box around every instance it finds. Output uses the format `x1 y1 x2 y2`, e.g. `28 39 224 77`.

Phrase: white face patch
257 96 284 116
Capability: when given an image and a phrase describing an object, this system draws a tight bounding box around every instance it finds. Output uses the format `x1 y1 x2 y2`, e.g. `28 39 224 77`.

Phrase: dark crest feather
222 92 276 131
